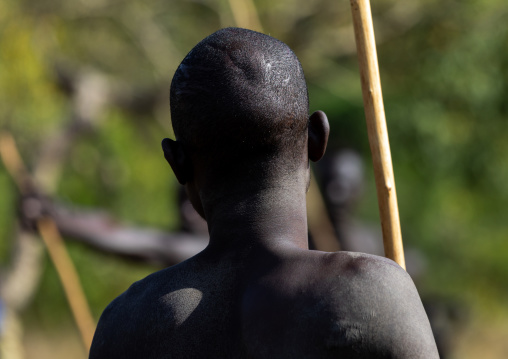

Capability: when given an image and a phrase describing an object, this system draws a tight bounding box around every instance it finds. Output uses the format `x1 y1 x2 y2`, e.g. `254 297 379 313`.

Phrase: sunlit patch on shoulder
160 288 203 326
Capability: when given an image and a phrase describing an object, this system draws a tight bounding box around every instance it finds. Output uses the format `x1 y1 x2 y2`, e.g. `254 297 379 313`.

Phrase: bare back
90 247 438 359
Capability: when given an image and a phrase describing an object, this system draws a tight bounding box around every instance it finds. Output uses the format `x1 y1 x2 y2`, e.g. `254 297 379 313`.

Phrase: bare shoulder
89 260 198 359
319 251 411 294
89 253 246 359
314 251 440 358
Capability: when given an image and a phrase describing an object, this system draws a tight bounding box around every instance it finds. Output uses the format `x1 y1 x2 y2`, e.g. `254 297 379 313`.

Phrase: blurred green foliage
1 0 507 351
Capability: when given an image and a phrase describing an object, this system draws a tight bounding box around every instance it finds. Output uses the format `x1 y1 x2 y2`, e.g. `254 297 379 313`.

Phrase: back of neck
202 180 309 253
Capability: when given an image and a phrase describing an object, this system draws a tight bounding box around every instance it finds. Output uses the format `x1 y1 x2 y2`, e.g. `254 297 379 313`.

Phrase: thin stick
0 131 96 350
349 0 406 269
0 132 30 192
37 217 96 349
227 0 264 32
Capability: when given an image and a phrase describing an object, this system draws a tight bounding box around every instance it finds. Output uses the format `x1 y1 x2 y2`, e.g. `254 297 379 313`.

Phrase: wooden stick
37 217 96 349
0 131 96 350
0 132 30 192
349 0 406 269
227 0 264 32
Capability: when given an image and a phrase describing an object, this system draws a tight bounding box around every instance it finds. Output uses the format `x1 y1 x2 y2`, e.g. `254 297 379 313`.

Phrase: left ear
161 138 191 185
308 110 329 162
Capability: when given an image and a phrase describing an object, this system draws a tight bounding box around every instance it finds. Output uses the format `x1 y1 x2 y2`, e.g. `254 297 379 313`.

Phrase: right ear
162 138 191 185
308 110 330 162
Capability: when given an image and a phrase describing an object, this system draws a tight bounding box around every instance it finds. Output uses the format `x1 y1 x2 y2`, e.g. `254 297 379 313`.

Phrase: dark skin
89 111 439 358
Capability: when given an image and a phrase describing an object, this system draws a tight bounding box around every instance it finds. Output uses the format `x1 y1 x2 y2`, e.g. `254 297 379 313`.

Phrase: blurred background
0 0 507 358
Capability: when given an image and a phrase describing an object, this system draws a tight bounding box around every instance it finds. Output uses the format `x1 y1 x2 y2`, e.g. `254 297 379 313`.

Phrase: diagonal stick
349 0 406 269
0 131 96 350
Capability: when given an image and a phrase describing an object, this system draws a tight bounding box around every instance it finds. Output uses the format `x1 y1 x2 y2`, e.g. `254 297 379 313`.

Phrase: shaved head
170 28 309 171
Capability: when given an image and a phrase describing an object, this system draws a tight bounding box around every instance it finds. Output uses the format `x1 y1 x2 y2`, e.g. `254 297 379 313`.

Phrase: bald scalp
170 28 309 167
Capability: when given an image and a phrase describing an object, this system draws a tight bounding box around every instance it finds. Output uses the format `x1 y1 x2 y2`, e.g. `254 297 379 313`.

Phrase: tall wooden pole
349 0 406 269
